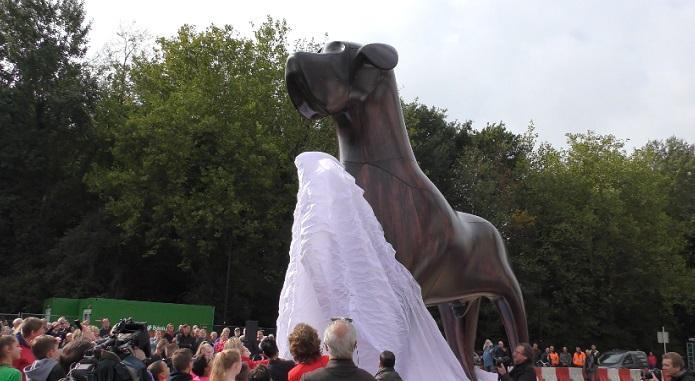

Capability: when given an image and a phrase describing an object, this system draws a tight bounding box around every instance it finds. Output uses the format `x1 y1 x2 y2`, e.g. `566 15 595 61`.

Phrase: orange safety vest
549 352 560 366
573 351 586 367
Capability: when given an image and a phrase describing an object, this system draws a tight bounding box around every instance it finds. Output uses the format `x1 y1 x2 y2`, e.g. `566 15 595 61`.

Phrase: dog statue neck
332 72 417 165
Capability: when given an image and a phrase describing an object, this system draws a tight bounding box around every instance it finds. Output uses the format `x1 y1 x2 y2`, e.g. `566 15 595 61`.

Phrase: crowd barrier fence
535 367 655 381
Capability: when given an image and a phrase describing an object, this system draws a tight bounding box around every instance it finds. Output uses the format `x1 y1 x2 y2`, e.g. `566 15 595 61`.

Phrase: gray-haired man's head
323 319 357 360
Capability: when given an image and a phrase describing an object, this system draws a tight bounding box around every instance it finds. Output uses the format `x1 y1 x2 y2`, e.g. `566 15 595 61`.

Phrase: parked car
598 350 648 369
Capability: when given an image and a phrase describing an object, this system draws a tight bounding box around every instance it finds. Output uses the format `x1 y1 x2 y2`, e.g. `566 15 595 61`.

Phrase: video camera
91 318 150 359
643 369 662 381
495 356 512 367
67 318 151 381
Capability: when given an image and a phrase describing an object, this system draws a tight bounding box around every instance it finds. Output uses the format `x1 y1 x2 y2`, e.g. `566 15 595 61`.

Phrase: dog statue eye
323 41 346 53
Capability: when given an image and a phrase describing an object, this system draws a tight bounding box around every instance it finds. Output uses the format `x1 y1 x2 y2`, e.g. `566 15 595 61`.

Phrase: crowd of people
2 317 694 381
481 340 601 379
0 317 402 381
481 341 602 370
485 342 695 381
481 340 694 381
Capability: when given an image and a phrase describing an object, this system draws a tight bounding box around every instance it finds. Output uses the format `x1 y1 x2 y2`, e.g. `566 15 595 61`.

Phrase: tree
86 18 335 325
636 138 695 346
509 132 682 349
0 0 98 311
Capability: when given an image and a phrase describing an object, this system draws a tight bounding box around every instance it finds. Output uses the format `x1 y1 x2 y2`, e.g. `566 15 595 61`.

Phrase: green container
43 297 214 331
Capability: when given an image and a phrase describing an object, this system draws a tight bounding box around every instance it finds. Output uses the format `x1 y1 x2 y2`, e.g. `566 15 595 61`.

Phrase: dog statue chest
344 160 457 275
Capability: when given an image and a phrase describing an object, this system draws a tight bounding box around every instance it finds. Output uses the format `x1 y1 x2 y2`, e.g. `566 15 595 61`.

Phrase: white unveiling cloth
276 152 496 380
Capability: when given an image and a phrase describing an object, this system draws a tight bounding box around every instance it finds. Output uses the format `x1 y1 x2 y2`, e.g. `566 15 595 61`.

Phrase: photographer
106 319 152 381
661 352 695 381
45 318 69 344
58 339 94 371
493 341 509 361
496 343 536 381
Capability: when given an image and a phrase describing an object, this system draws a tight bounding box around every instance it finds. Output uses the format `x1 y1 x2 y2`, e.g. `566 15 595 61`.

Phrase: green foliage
0 0 98 310
84 18 335 325
507 132 689 350
1 0 693 351
404 102 693 351
636 138 695 340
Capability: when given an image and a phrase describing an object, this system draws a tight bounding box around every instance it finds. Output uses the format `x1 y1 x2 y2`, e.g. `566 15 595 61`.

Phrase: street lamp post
223 231 233 326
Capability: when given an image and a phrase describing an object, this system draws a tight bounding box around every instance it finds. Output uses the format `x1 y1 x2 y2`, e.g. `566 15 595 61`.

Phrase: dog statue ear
355 43 398 70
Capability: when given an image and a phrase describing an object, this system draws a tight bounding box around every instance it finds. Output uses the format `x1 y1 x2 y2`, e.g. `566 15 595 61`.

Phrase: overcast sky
84 0 695 149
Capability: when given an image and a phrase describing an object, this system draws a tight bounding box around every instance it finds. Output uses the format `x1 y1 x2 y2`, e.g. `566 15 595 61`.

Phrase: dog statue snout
285 41 399 120
285 55 327 119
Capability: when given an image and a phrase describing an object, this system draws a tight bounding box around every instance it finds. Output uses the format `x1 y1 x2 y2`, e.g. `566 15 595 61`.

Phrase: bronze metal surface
286 41 529 380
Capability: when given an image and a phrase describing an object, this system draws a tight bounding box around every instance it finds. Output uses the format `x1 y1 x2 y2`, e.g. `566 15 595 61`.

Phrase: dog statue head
285 41 398 119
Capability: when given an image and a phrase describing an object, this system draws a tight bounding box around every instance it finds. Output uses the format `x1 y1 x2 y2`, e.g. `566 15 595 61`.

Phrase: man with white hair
12 318 23 334
300 319 375 381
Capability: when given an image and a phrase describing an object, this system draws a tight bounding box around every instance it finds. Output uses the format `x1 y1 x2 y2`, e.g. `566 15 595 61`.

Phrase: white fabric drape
277 151 493 380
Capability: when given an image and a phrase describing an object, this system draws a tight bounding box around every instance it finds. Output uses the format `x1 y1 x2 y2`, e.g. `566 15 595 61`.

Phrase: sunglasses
328 317 358 365
330 317 353 323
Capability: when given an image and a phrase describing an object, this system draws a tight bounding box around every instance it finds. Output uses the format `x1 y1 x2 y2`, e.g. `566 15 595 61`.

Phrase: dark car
598 350 648 369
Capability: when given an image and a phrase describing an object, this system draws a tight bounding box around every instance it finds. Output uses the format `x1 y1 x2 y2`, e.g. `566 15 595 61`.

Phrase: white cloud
84 0 695 149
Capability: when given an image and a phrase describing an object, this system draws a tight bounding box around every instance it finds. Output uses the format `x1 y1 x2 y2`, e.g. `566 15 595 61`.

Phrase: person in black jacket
662 352 695 381
176 326 196 351
493 341 510 363
99 319 111 338
259 338 294 381
497 343 537 381
374 351 402 381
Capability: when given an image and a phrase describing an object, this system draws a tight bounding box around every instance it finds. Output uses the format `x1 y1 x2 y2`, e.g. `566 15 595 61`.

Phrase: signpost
657 327 669 354
687 338 695 371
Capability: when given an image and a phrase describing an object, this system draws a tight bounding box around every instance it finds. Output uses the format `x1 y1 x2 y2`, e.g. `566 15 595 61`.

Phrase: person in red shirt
221 337 257 370
12 317 45 381
648 352 658 369
286 324 328 381
214 328 230 353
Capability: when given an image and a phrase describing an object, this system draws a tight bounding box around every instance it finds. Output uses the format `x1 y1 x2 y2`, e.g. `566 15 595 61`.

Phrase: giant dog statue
285 41 529 380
